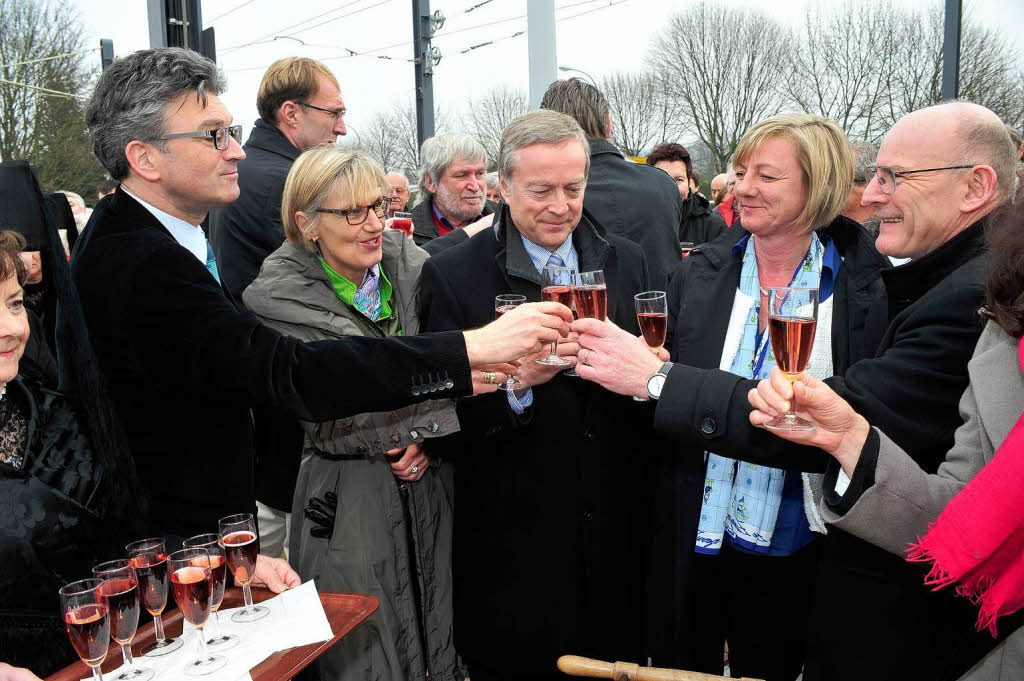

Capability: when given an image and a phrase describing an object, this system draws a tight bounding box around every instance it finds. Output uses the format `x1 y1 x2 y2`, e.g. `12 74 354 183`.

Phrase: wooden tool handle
556 655 764 681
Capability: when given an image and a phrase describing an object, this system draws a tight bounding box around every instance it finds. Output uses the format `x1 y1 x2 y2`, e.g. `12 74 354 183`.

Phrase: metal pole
527 0 557 110
940 0 962 100
412 0 435 150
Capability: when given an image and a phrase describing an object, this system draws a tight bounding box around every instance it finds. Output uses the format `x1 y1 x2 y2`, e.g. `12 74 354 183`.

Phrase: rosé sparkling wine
572 285 607 321
637 312 668 348
65 604 110 666
170 566 212 627
221 530 259 585
769 316 817 379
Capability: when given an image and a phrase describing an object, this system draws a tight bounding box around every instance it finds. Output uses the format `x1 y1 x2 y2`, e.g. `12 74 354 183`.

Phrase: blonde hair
281 146 389 253
257 57 339 125
734 113 853 234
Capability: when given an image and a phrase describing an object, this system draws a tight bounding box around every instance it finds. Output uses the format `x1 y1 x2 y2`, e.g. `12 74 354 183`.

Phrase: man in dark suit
420 109 658 681
208 57 347 308
409 131 497 250
540 78 683 289
73 48 571 566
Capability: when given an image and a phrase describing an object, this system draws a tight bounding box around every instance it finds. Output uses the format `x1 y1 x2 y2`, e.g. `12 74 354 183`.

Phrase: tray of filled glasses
48 585 378 681
47 515 378 681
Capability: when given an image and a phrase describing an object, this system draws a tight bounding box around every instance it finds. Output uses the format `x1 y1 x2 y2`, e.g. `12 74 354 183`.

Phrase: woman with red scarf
746 201 1024 679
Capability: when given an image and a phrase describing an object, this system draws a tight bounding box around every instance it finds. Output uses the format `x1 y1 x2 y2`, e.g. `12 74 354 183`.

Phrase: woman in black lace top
0 230 140 675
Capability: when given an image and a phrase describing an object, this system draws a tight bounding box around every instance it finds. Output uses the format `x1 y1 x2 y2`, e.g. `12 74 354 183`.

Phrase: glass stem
549 340 558 357
194 625 209 661
92 666 104 681
208 609 223 640
242 584 254 612
153 613 166 642
121 643 134 669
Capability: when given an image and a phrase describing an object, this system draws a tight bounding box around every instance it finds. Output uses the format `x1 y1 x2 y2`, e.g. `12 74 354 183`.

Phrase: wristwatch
646 362 674 400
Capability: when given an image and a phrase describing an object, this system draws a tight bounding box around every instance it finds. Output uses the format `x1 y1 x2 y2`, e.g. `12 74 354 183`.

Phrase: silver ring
484 371 496 384
410 465 420 474
582 349 591 365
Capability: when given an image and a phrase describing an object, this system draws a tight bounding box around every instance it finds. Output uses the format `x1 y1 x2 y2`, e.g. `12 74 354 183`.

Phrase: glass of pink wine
126 538 183 657
764 286 819 431
494 294 527 390
60 578 110 681
567 270 607 377
183 534 239 649
536 266 574 368
92 560 153 681
217 513 268 623
634 291 668 353
168 548 227 676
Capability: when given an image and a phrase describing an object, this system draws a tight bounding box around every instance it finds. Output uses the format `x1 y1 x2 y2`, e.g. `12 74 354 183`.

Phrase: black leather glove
304 490 337 539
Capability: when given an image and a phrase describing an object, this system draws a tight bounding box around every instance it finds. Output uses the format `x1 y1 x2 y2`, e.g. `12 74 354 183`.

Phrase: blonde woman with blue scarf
572 114 891 679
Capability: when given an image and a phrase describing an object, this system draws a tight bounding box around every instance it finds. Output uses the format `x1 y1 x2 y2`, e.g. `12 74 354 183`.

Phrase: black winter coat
72 188 474 540
643 216 890 668
0 378 121 675
208 118 299 308
419 207 661 680
583 139 683 290
678 191 726 246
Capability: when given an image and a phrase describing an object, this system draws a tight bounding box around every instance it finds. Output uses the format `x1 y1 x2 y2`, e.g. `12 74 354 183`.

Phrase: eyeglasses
316 197 391 225
151 124 242 150
867 164 975 194
852 167 875 186
298 101 347 121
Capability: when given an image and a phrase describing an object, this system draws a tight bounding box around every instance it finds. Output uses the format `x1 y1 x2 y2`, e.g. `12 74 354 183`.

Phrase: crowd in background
1 45 1024 681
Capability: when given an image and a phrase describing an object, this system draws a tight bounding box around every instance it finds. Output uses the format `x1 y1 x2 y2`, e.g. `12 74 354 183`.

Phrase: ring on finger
582 349 591 366
411 464 420 474
484 371 496 384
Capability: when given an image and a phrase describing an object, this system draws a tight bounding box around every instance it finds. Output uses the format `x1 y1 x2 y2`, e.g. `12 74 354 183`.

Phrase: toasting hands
572 318 663 399
748 367 872 476
463 302 573 367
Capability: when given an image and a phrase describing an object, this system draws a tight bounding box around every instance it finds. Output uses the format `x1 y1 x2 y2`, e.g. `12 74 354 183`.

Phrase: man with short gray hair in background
409 131 497 250
843 140 880 236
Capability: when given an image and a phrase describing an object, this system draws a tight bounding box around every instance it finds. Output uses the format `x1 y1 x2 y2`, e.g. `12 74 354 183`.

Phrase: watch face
648 374 666 398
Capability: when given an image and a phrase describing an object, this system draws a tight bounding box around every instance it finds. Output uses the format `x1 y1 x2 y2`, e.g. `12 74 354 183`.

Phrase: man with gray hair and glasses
72 48 572 564
409 131 497 252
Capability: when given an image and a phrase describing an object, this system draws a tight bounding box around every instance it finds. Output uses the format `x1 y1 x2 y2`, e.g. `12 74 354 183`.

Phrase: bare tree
647 3 796 172
346 101 452 183
0 0 106 198
463 86 528 169
601 71 680 157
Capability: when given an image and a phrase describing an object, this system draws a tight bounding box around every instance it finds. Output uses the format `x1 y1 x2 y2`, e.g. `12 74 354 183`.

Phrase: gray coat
823 321 1024 681
244 230 463 681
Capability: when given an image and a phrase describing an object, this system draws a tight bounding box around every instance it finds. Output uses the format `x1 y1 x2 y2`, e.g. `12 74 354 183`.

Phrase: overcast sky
68 0 1024 143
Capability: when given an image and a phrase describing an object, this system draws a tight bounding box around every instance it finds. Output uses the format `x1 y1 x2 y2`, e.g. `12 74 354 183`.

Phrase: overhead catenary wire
221 0 382 53
207 0 260 24
0 47 99 70
0 77 85 100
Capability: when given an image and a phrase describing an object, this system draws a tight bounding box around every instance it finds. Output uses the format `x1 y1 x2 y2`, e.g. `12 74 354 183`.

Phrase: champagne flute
92 560 153 681
126 538 183 657
764 286 819 431
568 270 608 377
183 534 239 650
680 241 695 258
536 265 574 367
494 294 527 390
60 578 110 681
217 513 268 623
634 291 668 353
168 548 227 676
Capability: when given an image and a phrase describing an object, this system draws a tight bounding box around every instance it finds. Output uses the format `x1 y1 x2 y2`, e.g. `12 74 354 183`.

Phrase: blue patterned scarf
695 233 823 554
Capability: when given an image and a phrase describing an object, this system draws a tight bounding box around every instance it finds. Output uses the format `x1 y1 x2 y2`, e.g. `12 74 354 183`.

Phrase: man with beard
409 132 497 251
